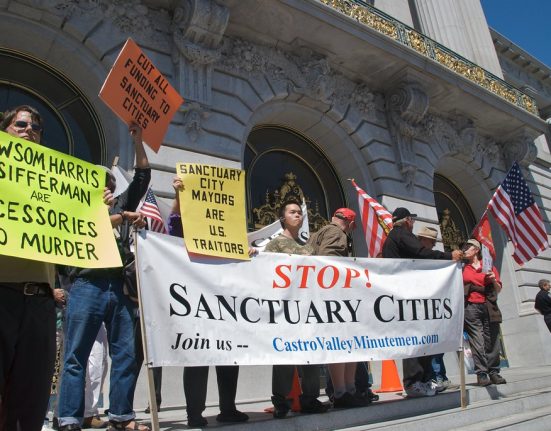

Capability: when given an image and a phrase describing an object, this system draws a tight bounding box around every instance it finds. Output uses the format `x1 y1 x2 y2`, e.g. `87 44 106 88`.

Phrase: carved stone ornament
218 37 381 115
385 82 429 189
501 130 538 168
35 0 166 45
424 113 502 168
171 0 229 66
180 102 210 143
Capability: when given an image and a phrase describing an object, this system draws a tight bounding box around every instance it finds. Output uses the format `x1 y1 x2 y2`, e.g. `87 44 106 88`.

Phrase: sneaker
405 381 436 397
367 388 379 402
477 373 491 386
58 425 82 431
82 415 108 429
490 373 507 384
431 377 449 392
216 410 249 423
300 398 330 414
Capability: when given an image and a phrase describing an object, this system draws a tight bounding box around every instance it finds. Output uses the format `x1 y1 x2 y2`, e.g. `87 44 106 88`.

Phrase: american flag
487 162 548 265
351 179 393 257
139 188 167 233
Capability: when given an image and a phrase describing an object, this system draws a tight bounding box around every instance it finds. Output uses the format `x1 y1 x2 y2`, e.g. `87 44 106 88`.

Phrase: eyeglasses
12 120 42 132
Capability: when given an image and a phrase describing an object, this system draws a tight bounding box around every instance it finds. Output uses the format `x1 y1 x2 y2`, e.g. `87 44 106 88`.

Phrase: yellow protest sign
0 131 122 268
177 163 249 260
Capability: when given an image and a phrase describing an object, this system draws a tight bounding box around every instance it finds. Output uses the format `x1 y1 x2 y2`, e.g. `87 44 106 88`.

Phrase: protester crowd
0 104 543 431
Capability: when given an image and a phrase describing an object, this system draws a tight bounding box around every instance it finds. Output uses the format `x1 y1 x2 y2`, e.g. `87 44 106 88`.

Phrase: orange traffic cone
375 360 403 393
289 367 302 412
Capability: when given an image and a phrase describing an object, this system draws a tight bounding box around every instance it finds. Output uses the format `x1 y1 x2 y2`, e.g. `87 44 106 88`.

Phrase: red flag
487 162 548 265
139 188 167 234
351 180 393 257
472 211 496 259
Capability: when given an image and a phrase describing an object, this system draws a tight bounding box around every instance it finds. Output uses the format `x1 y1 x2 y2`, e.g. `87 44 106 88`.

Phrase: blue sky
481 0 551 68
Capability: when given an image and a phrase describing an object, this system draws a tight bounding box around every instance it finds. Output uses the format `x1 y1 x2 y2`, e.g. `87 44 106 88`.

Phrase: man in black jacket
382 207 462 397
535 279 551 332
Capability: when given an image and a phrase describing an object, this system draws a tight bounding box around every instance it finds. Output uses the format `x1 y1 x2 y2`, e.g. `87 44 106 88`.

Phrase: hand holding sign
176 163 249 260
99 38 184 152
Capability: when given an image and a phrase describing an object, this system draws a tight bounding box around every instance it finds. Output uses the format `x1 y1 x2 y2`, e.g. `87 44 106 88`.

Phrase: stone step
355 387 551 431
454 402 551 431
128 365 551 430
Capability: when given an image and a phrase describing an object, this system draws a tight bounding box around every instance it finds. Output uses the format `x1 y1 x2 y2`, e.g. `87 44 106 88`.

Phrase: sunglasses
12 120 42 132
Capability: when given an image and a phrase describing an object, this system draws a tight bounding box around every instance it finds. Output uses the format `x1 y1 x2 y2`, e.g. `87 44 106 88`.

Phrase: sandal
107 420 151 431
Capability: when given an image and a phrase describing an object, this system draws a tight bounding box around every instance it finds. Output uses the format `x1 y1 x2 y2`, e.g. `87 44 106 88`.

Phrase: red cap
334 208 356 222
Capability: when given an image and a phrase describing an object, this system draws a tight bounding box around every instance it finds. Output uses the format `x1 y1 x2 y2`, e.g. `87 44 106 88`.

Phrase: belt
0 282 52 296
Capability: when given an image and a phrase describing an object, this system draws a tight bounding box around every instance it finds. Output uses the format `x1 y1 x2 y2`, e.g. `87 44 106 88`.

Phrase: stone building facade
1 0 550 405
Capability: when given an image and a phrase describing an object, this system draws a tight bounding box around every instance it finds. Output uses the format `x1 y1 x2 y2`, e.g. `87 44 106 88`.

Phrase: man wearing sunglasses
0 105 114 431
0 105 56 431
2 105 43 144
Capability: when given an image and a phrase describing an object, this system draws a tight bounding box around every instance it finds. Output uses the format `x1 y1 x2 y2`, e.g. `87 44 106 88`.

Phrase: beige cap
466 239 481 249
417 226 438 240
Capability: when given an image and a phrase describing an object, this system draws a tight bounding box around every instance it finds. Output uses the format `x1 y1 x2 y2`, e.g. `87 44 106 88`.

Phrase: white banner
137 231 464 367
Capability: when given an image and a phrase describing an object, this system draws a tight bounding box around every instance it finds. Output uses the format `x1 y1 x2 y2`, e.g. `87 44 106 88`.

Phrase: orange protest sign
99 38 184 152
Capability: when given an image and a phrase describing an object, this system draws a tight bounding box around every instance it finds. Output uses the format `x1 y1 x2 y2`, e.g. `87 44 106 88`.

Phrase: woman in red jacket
463 239 506 386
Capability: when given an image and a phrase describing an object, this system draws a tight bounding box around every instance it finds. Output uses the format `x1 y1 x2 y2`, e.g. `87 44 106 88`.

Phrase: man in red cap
309 208 369 408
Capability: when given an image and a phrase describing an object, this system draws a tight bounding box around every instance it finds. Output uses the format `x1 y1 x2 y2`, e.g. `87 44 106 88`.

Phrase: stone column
413 0 473 61
456 0 503 78
373 0 414 27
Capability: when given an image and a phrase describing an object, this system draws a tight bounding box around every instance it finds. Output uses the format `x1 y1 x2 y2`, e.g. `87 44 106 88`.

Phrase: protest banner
176 163 249 260
136 231 464 366
99 38 184 152
0 130 121 268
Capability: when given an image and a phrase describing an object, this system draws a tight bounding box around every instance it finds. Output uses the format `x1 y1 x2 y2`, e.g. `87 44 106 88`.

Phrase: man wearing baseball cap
309 208 370 408
382 207 462 397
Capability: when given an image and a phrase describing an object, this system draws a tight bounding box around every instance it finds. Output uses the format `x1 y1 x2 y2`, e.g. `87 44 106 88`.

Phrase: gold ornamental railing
319 0 538 116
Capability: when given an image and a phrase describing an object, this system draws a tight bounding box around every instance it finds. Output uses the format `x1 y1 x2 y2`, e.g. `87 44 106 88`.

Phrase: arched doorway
434 173 477 251
0 48 105 163
244 125 346 233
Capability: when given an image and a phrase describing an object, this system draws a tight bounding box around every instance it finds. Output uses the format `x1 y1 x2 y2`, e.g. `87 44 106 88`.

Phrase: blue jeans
58 277 138 426
431 353 448 381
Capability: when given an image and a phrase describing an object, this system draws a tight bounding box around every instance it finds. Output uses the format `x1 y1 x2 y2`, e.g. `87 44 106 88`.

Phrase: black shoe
271 396 290 419
216 409 249 423
53 417 60 430
144 404 161 414
300 398 330 414
477 373 491 386
490 373 507 384
333 392 369 408
367 389 379 402
187 415 208 427
59 424 82 431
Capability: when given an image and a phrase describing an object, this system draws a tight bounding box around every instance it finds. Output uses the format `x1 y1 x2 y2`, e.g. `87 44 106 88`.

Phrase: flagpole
459 348 467 409
134 229 160 431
